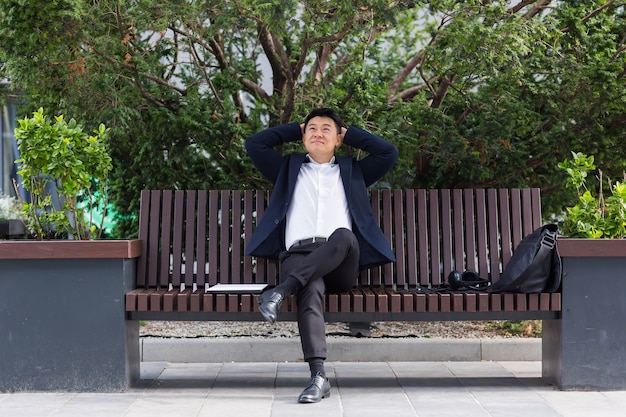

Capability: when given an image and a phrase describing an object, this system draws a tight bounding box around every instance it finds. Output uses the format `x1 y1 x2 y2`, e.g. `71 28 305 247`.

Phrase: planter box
543 238 626 390
0 240 141 392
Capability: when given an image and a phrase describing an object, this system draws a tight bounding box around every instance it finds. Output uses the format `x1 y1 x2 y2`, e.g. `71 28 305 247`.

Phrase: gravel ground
140 320 529 339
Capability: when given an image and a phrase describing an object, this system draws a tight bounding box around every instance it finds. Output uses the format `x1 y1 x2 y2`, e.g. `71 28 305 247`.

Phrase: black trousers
278 228 360 361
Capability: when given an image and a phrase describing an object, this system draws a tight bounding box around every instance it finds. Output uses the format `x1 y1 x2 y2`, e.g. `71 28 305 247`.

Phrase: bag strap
541 228 557 250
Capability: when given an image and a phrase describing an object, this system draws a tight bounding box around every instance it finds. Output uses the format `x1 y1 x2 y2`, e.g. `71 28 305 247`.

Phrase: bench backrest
136 189 542 291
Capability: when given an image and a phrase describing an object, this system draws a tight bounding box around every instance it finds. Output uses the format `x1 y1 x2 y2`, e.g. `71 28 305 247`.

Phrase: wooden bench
126 188 561 322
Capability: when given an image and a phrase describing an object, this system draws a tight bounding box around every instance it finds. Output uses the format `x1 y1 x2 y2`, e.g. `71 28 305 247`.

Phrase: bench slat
382 190 394 286
404 189 418 287
208 190 219 286
172 191 185 287
428 190 441 286
441 189 453 280
159 191 173 288
232 190 243 284
196 191 208 287
463 189 477 273
498 189 513 275
219 190 230 284
487 189 501 283
136 190 151 287
475 189 489 280
184 191 197 289
416 189 429 286
190 289 202 312
392 189 406 289
149 191 163 287
510 189 523 249
243 190 255 283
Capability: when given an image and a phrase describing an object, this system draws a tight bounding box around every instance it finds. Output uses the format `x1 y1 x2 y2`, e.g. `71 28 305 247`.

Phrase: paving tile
0 393 76 417
334 362 417 417
48 393 140 417
197 397 273 417
537 390 626 417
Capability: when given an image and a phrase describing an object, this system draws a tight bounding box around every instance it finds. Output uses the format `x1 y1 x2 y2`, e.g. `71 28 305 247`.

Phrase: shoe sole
298 392 330 403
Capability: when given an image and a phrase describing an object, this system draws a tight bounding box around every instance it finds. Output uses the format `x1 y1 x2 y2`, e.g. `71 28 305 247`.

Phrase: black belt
290 236 328 248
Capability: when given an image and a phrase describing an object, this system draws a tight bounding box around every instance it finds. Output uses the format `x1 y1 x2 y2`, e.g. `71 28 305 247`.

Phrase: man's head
303 108 344 134
301 108 345 163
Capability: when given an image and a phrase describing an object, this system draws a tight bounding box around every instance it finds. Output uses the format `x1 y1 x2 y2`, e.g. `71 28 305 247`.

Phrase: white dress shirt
285 155 352 249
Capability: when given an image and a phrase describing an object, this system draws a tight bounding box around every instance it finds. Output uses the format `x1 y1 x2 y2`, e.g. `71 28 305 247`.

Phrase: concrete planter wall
543 238 626 390
0 240 141 392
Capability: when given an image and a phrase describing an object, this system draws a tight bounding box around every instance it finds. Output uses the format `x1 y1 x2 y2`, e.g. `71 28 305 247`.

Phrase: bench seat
126 289 560 321
127 188 561 322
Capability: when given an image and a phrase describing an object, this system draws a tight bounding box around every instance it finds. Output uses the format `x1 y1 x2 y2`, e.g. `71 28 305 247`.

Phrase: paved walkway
1 361 625 417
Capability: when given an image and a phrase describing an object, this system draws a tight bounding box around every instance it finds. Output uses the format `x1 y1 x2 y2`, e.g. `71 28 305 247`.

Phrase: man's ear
335 134 343 148
337 126 347 147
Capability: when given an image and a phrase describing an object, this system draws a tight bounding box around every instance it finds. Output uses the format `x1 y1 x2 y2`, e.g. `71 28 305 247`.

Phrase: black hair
303 108 344 134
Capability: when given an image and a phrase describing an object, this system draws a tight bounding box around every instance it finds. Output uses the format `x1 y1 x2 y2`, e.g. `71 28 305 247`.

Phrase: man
245 108 398 403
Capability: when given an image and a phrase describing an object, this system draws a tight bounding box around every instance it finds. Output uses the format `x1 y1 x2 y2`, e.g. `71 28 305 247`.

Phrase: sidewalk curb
140 337 541 363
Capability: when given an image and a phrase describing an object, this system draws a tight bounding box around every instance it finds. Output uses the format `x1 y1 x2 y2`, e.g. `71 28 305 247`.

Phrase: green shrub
558 152 626 239
15 108 112 239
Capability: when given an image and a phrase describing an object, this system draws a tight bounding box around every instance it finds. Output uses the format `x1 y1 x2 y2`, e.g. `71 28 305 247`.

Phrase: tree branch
430 75 454 109
187 37 225 110
523 0 552 19
239 77 272 101
388 24 441 97
296 15 356 82
389 51 426 97
388 84 429 105
255 25 291 115
311 44 335 85
508 0 543 15
582 0 616 23
610 33 626 63
561 0 617 33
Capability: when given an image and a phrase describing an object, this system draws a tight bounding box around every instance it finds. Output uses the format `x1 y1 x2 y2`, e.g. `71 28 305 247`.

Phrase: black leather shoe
298 373 331 403
257 289 284 324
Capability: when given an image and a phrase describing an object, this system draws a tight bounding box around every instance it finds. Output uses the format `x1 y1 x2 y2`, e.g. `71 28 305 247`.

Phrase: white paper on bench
205 283 268 293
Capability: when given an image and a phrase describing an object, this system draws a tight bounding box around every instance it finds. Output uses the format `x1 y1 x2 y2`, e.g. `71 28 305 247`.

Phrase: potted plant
13 107 112 240
0 108 141 392
0 193 26 238
542 151 626 390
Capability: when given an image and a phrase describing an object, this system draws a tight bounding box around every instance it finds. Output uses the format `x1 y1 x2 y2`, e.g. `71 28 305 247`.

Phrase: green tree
1 1 625 236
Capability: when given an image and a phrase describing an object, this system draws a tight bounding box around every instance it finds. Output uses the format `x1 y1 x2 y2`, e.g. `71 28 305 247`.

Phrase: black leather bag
491 224 561 293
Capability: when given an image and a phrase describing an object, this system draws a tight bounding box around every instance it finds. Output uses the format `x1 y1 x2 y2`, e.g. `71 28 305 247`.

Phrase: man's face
302 116 342 163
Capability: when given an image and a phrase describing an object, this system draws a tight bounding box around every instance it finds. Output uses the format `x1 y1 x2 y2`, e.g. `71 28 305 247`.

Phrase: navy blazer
244 122 398 270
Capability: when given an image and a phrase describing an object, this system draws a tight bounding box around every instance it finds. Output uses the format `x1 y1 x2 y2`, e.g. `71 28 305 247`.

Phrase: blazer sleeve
245 122 302 184
342 126 398 187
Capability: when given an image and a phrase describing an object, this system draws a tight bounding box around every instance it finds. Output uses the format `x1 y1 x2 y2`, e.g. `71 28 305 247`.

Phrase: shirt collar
305 154 336 165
